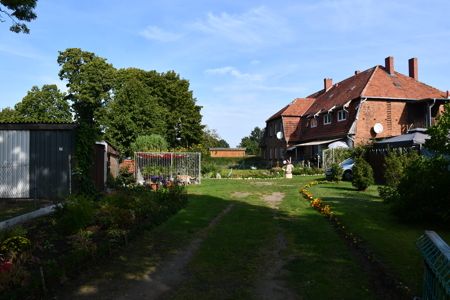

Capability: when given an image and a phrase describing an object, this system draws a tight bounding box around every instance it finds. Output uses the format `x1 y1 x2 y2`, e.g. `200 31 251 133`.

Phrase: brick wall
354 100 409 145
210 150 246 158
262 118 287 161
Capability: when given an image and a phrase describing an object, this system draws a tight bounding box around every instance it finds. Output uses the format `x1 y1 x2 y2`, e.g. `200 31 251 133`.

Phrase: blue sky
1 0 449 146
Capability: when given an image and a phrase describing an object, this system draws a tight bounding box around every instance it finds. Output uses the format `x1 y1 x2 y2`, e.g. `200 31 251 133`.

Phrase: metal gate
134 152 201 184
416 231 450 299
0 130 30 198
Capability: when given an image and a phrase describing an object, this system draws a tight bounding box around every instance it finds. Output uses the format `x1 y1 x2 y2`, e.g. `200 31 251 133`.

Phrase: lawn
309 181 450 296
59 176 377 299
172 177 375 299
10 176 443 299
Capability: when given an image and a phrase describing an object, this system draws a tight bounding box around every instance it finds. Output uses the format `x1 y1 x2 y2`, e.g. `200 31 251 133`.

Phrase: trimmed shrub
352 157 374 191
328 163 344 182
131 134 168 152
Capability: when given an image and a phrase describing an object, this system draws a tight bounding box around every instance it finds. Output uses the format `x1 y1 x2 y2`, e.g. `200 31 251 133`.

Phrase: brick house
262 57 449 162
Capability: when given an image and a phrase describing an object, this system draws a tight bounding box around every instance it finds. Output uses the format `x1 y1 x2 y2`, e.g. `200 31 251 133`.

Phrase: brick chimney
324 78 333 91
408 57 418 80
354 70 361 75
385 56 394 75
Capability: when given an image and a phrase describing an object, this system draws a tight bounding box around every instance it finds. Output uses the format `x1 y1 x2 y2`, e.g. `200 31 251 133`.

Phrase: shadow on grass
56 190 378 300
56 193 276 299
319 184 356 191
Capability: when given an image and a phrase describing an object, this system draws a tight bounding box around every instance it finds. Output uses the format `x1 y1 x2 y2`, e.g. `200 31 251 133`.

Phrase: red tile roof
300 64 446 142
304 67 375 116
362 66 446 99
282 116 302 143
266 98 315 122
304 65 446 117
266 58 448 145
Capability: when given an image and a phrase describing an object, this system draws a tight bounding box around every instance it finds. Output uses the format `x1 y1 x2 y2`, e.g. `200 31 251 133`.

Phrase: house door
0 130 30 198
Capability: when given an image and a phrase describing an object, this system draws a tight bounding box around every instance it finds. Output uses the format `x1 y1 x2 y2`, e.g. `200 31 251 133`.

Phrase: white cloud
140 26 181 42
191 6 293 47
205 66 263 81
0 44 44 60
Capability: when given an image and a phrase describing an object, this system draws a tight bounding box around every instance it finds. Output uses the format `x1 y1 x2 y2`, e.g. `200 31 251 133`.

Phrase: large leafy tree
101 69 166 156
14 85 71 122
202 126 229 149
58 48 115 123
102 68 203 152
0 107 21 121
156 71 203 148
239 127 264 155
58 48 116 194
0 0 37 33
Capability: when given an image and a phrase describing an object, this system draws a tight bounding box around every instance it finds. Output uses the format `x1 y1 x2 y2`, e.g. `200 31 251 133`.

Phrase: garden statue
283 159 294 179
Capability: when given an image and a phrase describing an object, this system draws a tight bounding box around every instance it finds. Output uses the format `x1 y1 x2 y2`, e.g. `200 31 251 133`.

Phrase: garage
0 123 75 200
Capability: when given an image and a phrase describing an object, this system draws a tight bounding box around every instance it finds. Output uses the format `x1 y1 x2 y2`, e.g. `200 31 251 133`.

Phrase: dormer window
311 118 317 128
337 110 347 121
323 113 332 125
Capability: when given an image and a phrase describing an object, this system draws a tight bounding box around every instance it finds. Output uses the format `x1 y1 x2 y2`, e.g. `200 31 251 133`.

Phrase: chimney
385 56 394 75
324 78 333 92
408 57 418 80
446 90 449 98
354 70 361 75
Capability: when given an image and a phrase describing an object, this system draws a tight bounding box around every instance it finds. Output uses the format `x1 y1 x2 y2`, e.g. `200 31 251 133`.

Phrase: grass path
59 177 376 299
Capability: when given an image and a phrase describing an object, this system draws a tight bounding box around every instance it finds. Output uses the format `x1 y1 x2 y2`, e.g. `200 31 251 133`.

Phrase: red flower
0 260 13 273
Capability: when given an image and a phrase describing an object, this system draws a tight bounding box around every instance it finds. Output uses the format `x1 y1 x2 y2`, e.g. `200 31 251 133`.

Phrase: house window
323 113 332 125
310 118 317 128
337 110 347 121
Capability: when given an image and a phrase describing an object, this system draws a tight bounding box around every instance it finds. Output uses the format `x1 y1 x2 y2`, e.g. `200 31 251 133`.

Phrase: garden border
300 181 413 299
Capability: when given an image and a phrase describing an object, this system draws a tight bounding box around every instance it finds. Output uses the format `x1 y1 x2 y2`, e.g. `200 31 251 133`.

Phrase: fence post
416 231 450 300
198 152 202 184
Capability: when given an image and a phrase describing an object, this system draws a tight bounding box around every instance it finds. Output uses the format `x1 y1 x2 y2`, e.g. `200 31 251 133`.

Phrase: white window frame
310 118 317 128
323 113 332 125
337 110 347 122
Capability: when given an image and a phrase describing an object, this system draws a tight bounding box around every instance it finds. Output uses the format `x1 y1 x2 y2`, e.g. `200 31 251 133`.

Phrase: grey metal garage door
0 130 30 198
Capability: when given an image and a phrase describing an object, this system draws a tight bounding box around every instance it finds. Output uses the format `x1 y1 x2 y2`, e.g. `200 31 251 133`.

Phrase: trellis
134 152 201 184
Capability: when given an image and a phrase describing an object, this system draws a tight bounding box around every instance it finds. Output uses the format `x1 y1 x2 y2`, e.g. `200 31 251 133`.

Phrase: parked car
325 158 354 181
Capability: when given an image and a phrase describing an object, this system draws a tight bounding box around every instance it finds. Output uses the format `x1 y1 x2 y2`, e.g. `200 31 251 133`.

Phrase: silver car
325 158 354 181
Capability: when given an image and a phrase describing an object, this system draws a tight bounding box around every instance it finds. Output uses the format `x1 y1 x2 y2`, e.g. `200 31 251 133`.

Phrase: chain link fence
134 152 201 185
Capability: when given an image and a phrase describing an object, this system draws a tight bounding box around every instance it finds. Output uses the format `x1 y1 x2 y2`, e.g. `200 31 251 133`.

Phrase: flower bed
299 181 412 298
0 185 187 298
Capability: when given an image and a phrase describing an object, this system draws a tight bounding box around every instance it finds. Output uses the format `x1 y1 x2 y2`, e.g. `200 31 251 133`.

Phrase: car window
341 158 354 165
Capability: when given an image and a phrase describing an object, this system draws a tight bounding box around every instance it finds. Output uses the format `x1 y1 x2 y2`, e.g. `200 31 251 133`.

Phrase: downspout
427 99 436 127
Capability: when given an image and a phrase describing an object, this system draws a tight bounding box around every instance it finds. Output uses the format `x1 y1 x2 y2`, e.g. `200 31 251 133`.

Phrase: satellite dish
276 131 284 140
373 123 384 134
